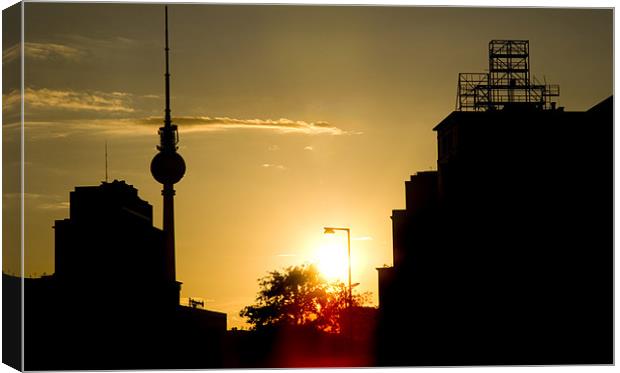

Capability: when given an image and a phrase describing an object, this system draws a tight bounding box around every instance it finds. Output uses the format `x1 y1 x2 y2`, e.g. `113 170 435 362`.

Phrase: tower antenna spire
164 5 171 128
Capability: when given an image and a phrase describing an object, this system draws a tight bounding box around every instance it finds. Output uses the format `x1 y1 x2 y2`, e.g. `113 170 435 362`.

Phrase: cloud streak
62 34 137 50
3 35 139 65
3 42 84 64
4 88 134 113
137 116 345 135
4 192 69 211
21 116 350 139
7 86 353 137
38 201 70 211
261 163 287 170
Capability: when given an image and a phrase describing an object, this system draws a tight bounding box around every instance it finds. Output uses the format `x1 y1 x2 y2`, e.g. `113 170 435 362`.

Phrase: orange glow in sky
2 4 612 330
313 233 349 282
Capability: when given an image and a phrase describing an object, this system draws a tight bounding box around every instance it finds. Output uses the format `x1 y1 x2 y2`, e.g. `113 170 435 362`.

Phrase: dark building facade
54 180 177 308
376 96 613 365
23 180 227 370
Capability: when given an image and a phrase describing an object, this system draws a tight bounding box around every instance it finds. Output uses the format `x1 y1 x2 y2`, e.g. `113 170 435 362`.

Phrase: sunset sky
3 3 612 329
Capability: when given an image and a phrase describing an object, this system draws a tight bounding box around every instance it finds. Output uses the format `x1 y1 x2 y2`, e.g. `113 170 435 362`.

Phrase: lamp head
324 227 336 234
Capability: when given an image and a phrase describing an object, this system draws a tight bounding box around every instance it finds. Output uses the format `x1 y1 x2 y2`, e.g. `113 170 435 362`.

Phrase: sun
313 234 349 282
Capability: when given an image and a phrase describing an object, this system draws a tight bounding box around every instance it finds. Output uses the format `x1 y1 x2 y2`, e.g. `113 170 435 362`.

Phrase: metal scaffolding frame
456 40 559 111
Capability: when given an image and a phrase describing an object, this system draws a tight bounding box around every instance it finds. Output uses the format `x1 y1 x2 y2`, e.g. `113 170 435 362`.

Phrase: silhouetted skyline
2 3 613 329
16 179 226 370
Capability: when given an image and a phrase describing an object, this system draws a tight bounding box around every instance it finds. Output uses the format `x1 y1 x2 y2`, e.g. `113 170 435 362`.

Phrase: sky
2 3 612 329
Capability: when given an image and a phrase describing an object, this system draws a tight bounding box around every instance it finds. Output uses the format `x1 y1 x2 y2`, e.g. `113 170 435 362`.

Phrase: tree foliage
240 264 369 333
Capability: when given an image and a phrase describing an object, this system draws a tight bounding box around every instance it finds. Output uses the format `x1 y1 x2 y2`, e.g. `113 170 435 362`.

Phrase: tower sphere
151 151 186 185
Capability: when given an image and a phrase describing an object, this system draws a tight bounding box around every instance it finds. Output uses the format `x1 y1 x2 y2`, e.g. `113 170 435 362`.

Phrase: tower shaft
163 184 176 282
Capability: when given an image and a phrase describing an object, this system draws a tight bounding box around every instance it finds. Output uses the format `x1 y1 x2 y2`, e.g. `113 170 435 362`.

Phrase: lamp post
323 226 352 337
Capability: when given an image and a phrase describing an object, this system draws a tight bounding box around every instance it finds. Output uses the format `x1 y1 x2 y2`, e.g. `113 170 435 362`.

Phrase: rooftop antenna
105 140 109 182
456 40 559 111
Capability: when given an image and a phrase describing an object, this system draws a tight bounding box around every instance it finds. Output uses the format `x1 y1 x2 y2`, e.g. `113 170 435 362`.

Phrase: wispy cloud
3 192 44 200
137 116 345 135
21 116 349 139
38 201 70 210
8 87 353 138
304 146 314 151
26 42 84 61
3 91 21 110
261 163 287 170
4 35 139 65
62 34 137 50
3 44 20 63
4 192 68 211
4 88 134 113
3 42 84 64
268 145 280 151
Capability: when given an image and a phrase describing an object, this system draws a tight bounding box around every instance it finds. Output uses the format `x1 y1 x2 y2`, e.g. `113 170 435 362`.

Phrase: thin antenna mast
164 5 171 129
105 140 109 182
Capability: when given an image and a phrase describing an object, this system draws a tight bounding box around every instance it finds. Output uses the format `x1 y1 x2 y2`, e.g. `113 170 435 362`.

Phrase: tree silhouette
240 264 369 333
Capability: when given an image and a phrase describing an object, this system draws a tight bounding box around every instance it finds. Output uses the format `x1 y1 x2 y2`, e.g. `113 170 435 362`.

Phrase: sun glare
314 234 349 282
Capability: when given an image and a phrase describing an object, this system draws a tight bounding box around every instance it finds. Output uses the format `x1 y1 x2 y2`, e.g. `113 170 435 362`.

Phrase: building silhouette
19 180 226 370
376 41 612 366
54 180 176 309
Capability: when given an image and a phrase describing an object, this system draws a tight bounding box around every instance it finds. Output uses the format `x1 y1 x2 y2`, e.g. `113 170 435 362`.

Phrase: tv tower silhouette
150 6 186 290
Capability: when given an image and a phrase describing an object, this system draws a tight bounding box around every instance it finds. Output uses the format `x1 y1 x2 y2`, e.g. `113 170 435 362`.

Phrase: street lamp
323 226 352 335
